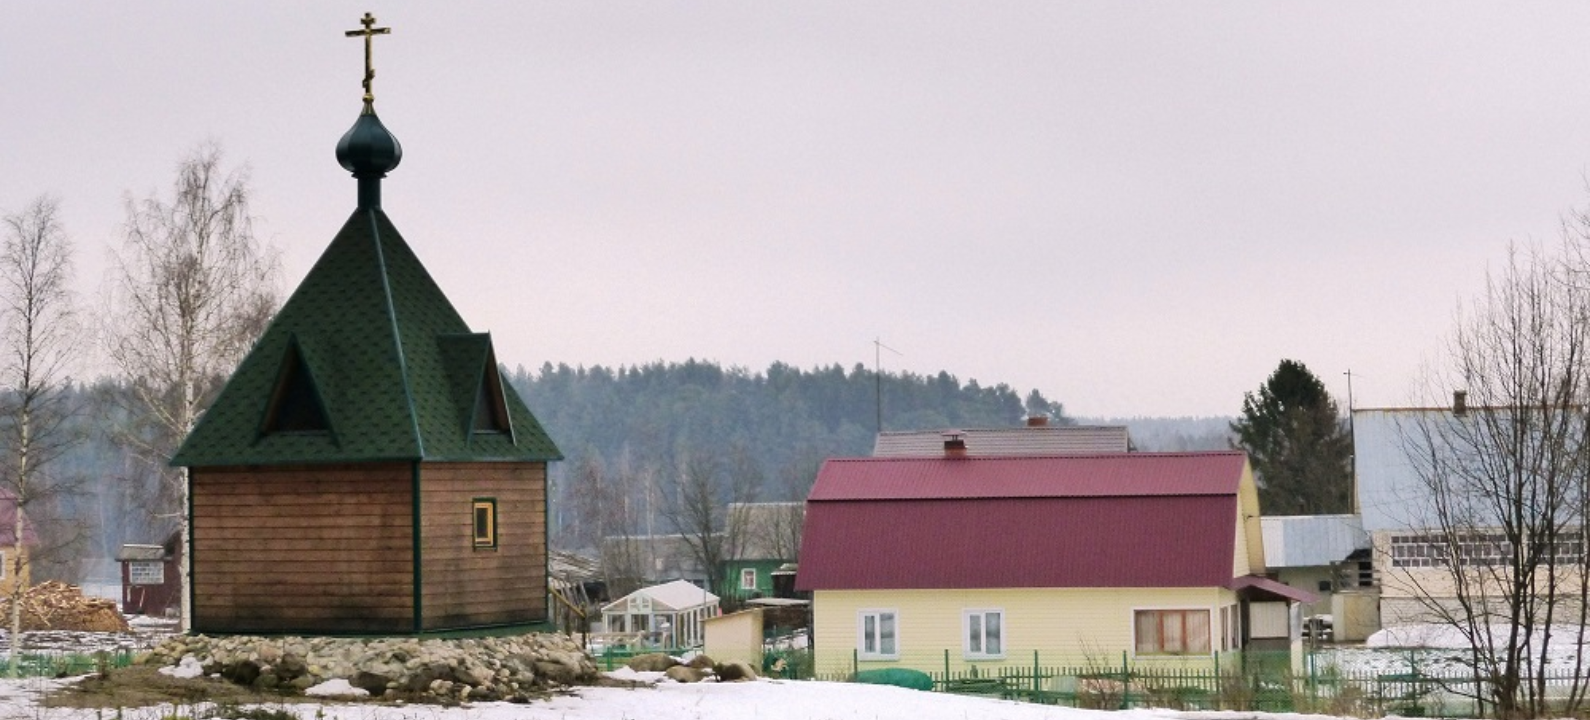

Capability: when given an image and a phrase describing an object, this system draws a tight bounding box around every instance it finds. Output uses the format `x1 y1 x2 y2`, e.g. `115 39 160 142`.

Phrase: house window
739 568 757 591
859 610 898 659
1219 604 1241 652
129 561 164 585
965 609 1004 659
1135 609 1212 656
0 550 5 579
472 498 497 548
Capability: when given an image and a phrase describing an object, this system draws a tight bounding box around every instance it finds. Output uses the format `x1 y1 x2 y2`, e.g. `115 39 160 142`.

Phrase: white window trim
963 608 1006 660
857 609 899 660
1131 605 1215 658
0 550 6 580
739 568 757 591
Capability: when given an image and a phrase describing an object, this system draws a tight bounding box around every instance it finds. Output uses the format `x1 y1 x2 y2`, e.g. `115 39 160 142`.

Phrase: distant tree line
509 359 1070 553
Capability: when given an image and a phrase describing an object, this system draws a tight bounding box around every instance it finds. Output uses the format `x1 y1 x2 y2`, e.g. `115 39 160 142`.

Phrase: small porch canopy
600 579 720 648
1227 574 1319 604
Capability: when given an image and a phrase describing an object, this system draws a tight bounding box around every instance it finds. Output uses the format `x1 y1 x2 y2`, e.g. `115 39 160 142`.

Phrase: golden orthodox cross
345 12 391 111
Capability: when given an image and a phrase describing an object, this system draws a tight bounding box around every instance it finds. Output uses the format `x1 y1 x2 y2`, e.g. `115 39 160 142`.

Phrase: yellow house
0 489 34 598
796 445 1310 677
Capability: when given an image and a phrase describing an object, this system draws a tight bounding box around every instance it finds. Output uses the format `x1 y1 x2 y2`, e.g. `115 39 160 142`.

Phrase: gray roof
1260 514 1368 567
1353 408 1449 532
600 534 715 582
116 544 169 562
873 425 1130 457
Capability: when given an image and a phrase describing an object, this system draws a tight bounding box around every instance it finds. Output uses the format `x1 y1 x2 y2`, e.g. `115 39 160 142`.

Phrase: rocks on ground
623 652 759 683
143 633 600 704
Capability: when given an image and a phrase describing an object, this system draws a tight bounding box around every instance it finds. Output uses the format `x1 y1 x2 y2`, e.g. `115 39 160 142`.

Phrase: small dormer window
472 360 511 434
263 340 330 435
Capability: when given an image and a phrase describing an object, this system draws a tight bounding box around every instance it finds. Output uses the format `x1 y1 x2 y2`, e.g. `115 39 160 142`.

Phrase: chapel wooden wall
190 463 415 634
418 461 547 630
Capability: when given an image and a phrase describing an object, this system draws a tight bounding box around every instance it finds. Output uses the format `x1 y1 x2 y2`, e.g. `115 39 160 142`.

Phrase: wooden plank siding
418 462 548 630
190 463 415 634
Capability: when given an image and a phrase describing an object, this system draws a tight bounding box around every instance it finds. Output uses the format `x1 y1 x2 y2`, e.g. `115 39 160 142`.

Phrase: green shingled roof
172 208 561 467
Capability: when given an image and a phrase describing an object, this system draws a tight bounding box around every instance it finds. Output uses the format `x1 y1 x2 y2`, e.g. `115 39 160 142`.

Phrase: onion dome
336 111 402 179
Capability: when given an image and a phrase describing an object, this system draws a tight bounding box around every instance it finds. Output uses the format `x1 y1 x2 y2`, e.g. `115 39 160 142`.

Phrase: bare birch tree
0 196 85 676
103 144 280 629
1400 241 1590 719
661 443 759 596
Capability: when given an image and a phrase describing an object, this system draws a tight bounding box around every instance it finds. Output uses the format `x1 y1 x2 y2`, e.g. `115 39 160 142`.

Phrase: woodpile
0 581 129 632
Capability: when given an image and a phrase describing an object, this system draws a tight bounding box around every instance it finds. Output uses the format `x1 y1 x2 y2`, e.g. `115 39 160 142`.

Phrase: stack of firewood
0 581 129 632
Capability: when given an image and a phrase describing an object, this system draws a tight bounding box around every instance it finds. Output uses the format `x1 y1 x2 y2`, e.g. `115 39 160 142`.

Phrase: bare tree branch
100 144 280 630
1398 239 1590 718
0 194 86 675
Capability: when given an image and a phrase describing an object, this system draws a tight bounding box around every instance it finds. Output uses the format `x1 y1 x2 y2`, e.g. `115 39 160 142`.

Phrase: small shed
116 532 181 617
704 607 763 667
601 580 720 648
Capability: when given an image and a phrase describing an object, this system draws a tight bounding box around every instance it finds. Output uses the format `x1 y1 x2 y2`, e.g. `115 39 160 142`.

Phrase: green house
720 502 804 601
172 41 560 634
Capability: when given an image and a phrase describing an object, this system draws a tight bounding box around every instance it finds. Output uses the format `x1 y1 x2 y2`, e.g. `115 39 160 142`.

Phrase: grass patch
40 665 297 710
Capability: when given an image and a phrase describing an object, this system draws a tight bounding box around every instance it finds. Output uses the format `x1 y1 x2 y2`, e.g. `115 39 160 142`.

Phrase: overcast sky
6 3 1590 419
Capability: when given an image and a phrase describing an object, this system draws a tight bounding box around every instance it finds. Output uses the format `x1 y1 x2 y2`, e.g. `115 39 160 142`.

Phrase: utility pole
1344 369 1358 515
874 338 901 435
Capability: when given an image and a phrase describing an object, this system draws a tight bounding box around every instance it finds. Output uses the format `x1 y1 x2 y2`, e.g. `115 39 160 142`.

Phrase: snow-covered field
0 672 1352 720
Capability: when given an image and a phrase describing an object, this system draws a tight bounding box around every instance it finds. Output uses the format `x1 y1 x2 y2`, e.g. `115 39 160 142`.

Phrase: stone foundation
143 633 600 703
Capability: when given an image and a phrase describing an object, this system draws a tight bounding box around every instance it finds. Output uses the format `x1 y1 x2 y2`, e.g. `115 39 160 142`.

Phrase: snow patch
603 667 667 683
305 678 370 697
1368 623 1590 650
157 654 203 679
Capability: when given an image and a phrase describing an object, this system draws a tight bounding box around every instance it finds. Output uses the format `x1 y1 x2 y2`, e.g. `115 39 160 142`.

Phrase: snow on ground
1313 623 1590 677
0 623 1563 720
0 675 1353 720
0 617 176 655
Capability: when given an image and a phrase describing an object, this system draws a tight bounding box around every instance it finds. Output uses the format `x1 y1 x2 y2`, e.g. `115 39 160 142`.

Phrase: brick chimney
1026 415 1048 427
1453 390 1468 416
942 431 967 459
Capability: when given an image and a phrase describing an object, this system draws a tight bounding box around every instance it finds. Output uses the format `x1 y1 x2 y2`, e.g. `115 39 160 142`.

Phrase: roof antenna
1345 369 1358 515
874 337 901 435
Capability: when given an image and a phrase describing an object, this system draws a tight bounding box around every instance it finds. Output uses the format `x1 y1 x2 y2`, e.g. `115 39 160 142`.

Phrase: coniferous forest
509 359 1069 550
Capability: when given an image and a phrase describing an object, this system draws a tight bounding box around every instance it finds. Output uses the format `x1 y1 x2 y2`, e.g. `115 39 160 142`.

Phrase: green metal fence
0 649 135 679
777 647 1590 717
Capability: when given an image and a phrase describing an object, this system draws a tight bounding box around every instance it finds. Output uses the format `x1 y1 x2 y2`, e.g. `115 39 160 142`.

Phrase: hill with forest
43 360 1239 581
506 359 1068 549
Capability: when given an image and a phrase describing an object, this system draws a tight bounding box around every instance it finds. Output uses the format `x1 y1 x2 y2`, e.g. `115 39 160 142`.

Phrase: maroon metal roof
1227 575 1318 604
796 451 1248 591
807 451 1247 501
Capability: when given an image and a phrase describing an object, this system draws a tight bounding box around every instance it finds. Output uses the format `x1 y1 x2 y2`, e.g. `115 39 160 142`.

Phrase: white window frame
0 550 6 580
129 561 164 586
964 608 1005 660
739 568 757 591
1133 607 1213 657
858 609 899 660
